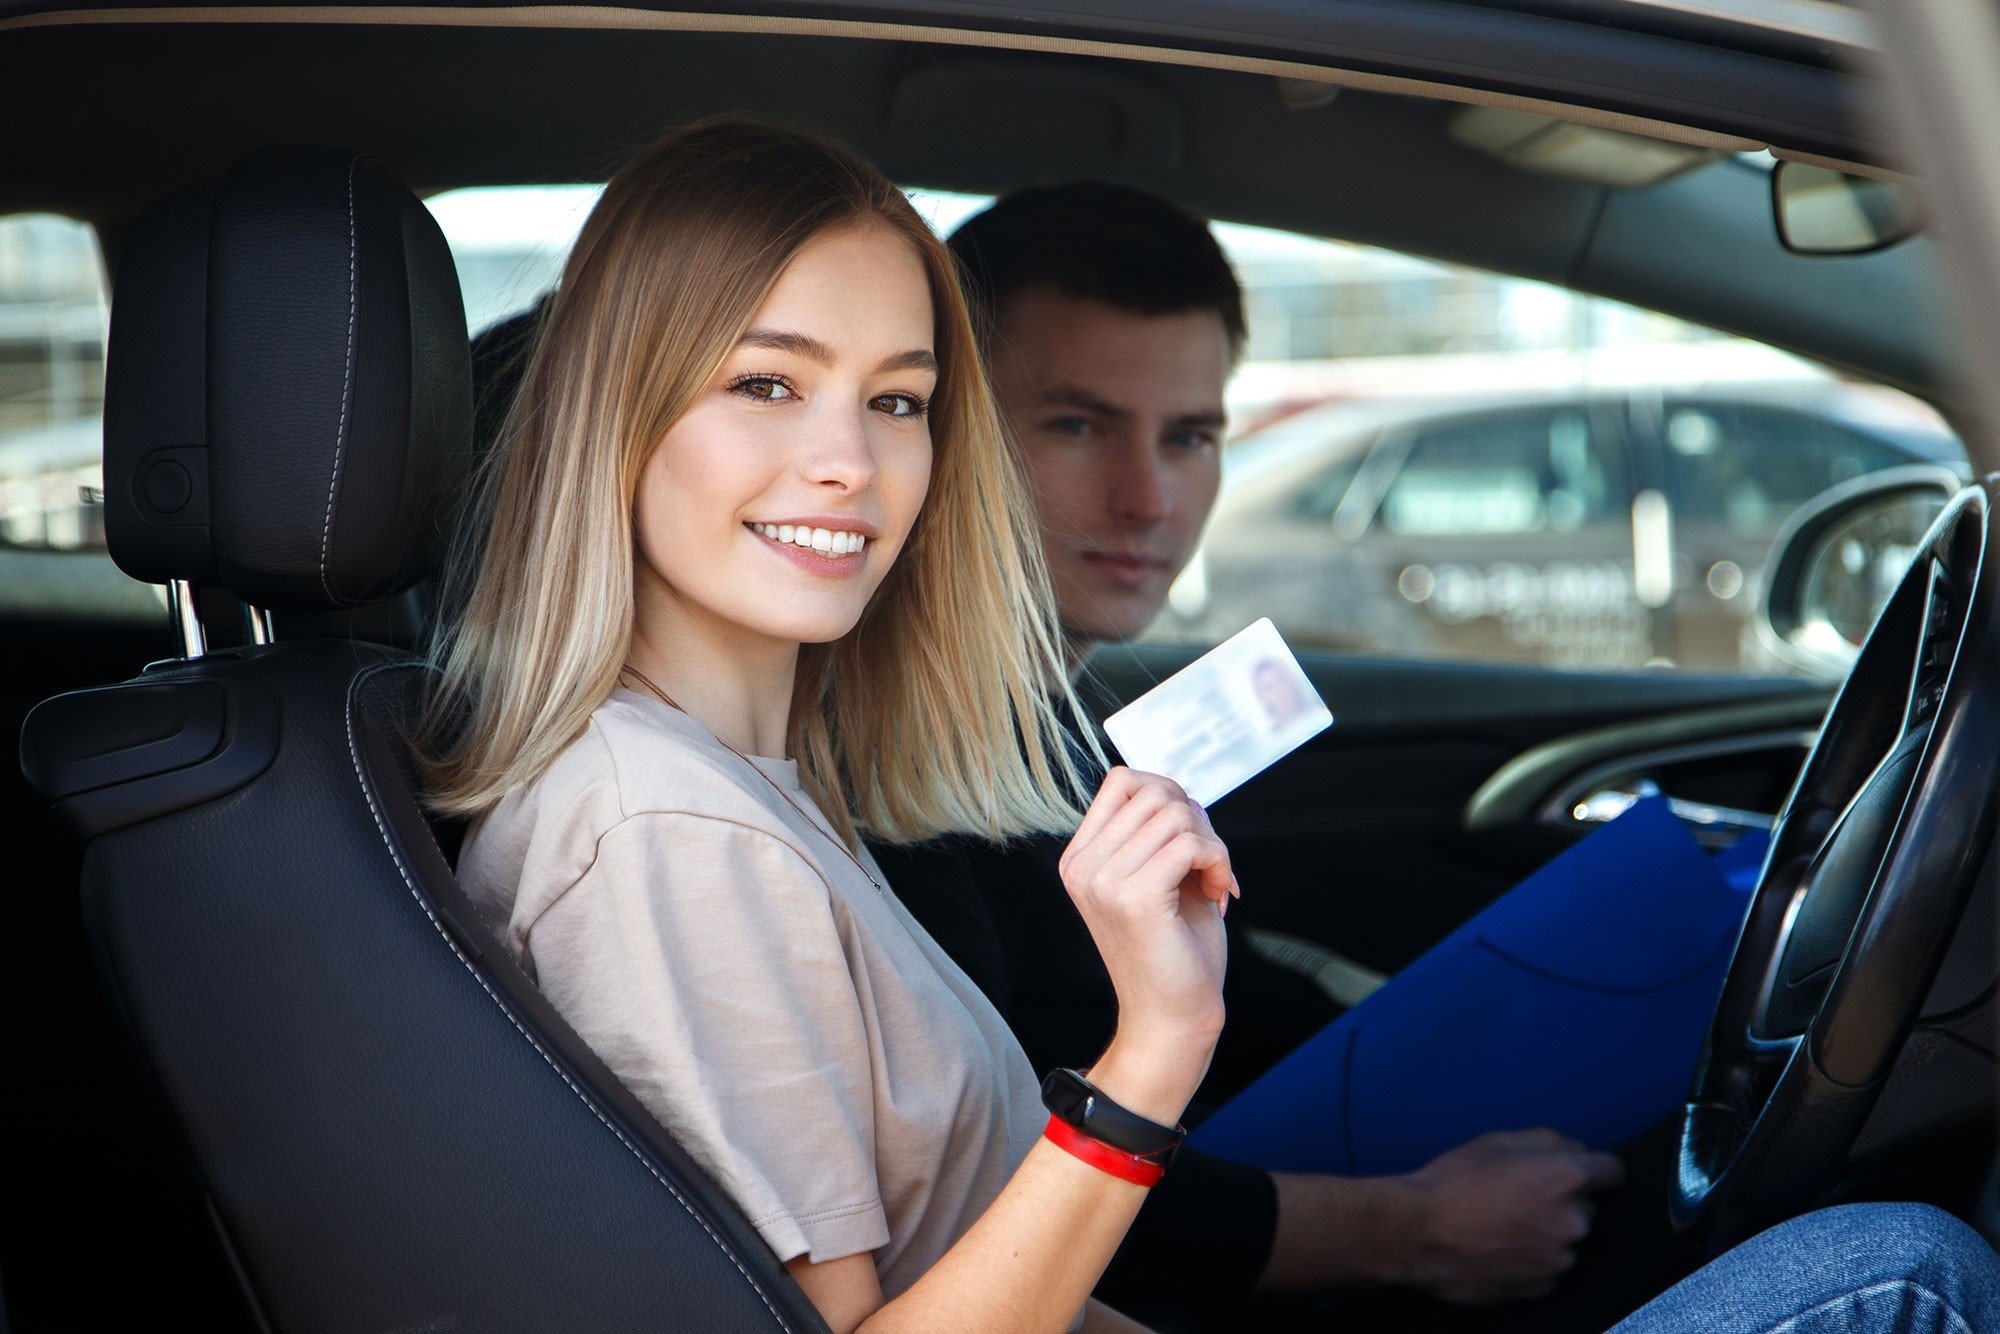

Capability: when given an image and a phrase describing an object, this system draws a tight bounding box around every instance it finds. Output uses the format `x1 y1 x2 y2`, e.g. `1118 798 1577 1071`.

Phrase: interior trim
1464 693 1832 830
1240 925 1388 1008
1536 726 1817 831
1771 145 1912 185
1609 0 1871 49
0 4 1768 154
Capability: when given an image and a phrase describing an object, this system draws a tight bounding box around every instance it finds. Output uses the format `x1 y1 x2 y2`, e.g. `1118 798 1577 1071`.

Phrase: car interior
1 3 1994 1330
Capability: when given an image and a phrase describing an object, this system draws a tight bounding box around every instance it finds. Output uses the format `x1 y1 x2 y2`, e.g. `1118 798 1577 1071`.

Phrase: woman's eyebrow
740 327 835 363
877 348 938 375
738 327 936 376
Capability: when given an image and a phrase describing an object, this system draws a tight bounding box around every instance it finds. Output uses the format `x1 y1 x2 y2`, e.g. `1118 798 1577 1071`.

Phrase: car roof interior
0 7 1951 407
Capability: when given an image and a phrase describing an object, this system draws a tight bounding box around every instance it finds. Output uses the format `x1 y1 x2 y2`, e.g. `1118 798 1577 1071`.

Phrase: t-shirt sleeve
522 810 890 1266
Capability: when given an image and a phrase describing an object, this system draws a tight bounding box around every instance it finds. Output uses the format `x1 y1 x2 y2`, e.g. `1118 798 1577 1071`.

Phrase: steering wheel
1671 480 2000 1252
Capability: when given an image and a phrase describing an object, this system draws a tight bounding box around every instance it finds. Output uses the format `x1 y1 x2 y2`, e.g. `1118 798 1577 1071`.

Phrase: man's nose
804 402 879 492
1107 444 1169 523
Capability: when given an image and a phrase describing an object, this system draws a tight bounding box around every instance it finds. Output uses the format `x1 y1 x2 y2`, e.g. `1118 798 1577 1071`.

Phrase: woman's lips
747 523 871 577
1080 551 1171 588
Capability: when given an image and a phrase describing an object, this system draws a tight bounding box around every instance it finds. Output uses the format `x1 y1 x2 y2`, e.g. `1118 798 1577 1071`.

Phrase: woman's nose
802 402 880 491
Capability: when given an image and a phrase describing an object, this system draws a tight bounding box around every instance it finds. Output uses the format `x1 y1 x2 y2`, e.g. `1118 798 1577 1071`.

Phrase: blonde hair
419 118 1094 844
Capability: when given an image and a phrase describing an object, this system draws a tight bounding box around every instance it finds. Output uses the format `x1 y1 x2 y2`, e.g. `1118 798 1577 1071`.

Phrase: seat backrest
19 149 827 1333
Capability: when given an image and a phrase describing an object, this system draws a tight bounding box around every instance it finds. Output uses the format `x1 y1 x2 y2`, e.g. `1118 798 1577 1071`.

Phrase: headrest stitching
319 156 361 605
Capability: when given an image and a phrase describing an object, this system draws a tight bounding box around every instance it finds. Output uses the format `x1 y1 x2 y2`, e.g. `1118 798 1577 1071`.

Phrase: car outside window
1291 454 1366 523
1662 401 1921 534
1376 408 1618 539
0 214 106 551
1149 225 1961 677
424 187 1962 678
425 184 601 334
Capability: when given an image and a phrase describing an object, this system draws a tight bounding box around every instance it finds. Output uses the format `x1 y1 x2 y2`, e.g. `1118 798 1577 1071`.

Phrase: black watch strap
1040 1068 1186 1163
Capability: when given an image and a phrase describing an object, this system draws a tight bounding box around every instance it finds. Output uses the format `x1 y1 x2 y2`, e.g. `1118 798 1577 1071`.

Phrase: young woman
423 117 2000 1334
422 118 1232 1332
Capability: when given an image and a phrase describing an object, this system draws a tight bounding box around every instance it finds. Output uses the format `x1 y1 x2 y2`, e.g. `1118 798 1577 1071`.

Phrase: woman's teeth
750 522 870 556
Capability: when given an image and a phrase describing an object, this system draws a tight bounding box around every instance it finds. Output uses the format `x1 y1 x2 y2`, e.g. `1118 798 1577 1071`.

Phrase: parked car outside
1160 379 1964 672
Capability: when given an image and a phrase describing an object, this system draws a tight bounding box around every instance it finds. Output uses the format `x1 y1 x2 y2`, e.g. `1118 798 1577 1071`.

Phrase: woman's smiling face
633 222 938 650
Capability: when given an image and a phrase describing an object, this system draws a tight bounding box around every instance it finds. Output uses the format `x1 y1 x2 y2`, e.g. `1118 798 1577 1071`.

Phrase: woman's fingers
1058 772 1234 1057
1121 824 1235 910
1062 769 1186 881
1187 799 1241 901
1088 801 1204 895
1172 828 1237 908
1061 766 1236 923
1076 781 1175 872
1063 767 1148 858
1121 831 1235 923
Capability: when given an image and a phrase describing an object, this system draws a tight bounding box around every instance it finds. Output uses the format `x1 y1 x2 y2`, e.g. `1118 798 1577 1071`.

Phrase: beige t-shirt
457 687 1049 1300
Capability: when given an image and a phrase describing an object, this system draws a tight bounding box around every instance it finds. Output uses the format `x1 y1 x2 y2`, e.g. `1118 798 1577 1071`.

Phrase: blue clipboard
1191 799 1763 1176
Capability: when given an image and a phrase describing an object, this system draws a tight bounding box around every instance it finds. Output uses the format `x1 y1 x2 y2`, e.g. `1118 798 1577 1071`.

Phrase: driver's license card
1101 618 1332 806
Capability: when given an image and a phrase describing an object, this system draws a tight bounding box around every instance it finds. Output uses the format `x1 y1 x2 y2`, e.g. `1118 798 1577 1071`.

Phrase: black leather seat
18 149 827 1333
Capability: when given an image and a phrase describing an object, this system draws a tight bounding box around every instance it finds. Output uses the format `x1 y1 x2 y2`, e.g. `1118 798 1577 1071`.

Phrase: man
873 183 1624 1325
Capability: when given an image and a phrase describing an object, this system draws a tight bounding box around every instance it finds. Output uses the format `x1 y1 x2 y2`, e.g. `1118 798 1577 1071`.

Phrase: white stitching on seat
319 156 360 605
343 660 795 1331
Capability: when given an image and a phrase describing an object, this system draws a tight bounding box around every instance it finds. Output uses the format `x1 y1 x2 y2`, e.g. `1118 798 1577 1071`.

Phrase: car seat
17 148 828 1333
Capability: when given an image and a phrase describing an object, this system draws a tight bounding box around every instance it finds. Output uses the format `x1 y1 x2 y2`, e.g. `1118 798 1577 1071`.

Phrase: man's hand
1386 1128 1627 1305
1259 1130 1624 1298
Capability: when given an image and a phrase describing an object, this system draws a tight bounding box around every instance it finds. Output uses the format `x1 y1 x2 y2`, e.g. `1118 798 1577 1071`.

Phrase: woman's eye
730 375 796 403
872 392 929 418
1047 417 1094 439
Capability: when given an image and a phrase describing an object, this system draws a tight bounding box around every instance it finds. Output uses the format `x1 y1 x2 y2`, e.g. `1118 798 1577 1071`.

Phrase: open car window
0 214 107 551
427 183 996 331
1143 226 1961 678
423 184 1963 681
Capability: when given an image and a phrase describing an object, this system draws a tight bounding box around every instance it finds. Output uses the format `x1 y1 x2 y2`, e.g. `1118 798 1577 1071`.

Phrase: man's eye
729 375 796 402
1168 430 1219 450
872 392 930 418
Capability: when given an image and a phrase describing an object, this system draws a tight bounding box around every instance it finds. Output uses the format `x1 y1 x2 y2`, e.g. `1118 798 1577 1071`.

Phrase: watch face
1042 1068 1094 1124
1041 1067 1185 1160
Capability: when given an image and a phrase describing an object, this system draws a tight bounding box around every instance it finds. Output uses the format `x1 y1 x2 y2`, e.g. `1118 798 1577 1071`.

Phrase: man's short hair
948 182 1246 358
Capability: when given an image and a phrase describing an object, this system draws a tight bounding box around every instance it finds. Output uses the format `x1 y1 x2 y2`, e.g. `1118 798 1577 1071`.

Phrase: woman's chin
748 607 870 647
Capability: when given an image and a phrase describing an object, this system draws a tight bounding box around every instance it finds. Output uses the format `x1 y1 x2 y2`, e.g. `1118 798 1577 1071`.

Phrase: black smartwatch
1040 1068 1186 1168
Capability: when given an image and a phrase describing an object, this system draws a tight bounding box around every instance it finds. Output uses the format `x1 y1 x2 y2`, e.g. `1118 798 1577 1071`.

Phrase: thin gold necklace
619 664 883 893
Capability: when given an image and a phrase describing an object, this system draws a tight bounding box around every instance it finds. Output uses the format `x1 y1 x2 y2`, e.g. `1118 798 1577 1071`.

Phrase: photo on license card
1102 618 1333 806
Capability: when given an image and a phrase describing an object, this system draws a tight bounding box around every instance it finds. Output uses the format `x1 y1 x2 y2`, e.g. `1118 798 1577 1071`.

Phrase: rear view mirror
1762 466 1961 674
1773 160 1920 255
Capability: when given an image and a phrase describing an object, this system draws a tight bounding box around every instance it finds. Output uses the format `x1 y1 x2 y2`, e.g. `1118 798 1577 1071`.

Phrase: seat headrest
105 148 471 610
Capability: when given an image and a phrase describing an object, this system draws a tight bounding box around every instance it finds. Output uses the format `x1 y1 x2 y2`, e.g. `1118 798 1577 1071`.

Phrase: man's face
985 288 1229 644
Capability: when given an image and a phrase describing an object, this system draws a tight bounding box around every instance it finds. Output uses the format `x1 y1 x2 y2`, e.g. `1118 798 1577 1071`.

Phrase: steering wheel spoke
1901 555 1959 738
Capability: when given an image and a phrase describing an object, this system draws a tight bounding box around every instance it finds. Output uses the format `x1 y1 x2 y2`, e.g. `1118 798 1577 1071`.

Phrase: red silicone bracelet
1042 1115 1167 1187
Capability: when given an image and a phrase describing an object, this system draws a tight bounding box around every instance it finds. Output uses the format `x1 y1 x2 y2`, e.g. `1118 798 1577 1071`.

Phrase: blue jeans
1611 1204 2000 1333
